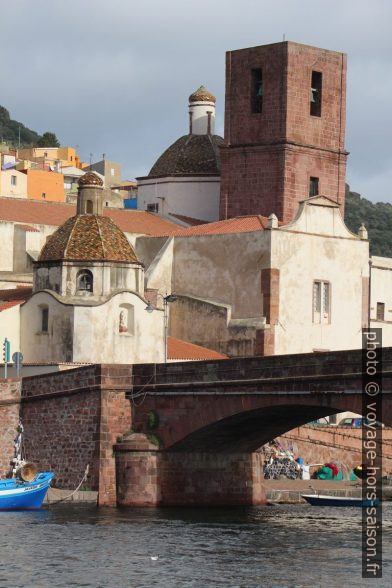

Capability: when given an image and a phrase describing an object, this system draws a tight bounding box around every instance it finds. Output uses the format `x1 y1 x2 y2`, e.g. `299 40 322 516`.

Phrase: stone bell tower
219 41 348 223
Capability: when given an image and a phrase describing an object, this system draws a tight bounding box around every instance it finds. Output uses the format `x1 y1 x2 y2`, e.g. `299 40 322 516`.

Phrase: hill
345 190 392 257
0 105 41 147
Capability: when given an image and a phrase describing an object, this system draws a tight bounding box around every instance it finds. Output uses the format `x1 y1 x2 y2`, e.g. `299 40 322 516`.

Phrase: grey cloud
0 0 391 199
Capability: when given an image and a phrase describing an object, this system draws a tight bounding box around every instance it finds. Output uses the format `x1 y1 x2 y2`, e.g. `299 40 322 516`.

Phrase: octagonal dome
38 215 140 264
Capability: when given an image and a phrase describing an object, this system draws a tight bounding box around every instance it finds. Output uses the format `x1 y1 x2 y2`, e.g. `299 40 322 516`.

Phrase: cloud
0 0 391 200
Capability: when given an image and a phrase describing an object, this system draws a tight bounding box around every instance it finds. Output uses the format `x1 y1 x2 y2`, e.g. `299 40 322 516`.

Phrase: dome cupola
188 85 216 135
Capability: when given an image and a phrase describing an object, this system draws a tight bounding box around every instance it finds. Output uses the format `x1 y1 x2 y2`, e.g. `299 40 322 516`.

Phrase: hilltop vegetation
345 190 392 257
0 105 59 148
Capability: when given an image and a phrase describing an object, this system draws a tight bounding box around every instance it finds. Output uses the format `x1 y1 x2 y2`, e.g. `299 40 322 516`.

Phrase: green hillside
0 105 41 147
345 190 392 257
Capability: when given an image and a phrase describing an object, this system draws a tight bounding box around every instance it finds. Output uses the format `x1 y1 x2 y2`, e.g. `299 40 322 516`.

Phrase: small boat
0 422 54 510
302 493 381 507
0 472 54 510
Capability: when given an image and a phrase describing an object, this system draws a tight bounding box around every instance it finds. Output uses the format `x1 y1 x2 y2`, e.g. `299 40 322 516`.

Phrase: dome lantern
188 85 216 135
77 171 105 215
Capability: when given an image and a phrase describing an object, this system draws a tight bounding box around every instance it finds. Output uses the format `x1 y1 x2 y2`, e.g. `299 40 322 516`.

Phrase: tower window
86 199 93 213
309 177 319 197
11 175 17 186
376 302 385 321
310 71 322 117
251 68 263 113
77 269 93 293
41 306 49 332
313 281 330 324
207 111 212 135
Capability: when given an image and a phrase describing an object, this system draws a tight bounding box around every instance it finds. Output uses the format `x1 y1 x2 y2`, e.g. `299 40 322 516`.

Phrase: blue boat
0 472 54 510
302 493 381 507
0 422 54 510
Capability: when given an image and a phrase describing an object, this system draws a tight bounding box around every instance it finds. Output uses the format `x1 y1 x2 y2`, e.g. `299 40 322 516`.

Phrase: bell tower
219 41 348 223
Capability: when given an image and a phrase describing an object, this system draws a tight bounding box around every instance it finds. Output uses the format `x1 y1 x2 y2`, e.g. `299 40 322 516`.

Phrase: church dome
148 134 224 178
38 215 140 264
189 85 216 103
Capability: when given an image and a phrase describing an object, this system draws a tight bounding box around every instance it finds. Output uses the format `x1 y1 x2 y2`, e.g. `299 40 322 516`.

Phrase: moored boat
0 472 55 510
0 422 54 510
302 493 380 507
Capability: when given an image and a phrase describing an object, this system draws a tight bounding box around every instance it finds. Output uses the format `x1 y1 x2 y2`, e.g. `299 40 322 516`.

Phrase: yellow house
17 146 83 169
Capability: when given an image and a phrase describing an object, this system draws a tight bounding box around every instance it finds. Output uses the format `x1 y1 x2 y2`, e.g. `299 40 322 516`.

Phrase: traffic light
3 338 10 363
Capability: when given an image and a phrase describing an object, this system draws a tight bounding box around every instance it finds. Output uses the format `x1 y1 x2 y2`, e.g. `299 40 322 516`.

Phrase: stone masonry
220 41 347 223
0 379 22 478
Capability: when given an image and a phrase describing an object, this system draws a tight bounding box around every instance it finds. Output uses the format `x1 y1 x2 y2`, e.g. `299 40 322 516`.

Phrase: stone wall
0 379 21 478
20 365 132 505
115 435 265 506
277 425 392 476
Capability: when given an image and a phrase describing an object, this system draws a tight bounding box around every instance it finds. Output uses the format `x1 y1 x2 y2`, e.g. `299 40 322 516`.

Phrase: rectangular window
11 175 17 186
42 192 46 199
111 168 115 176
376 302 385 321
313 280 330 324
251 68 263 113
309 177 319 197
41 308 49 332
147 202 159 213
310 71 322 117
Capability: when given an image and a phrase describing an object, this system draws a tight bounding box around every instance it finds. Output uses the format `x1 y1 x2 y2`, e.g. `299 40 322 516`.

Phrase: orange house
24 170 65 202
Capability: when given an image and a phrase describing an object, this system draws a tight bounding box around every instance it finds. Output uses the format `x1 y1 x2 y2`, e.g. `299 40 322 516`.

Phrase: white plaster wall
271 199 369 354
145 237 174 296
138 176 220 222
72 291 164 364
189 101 215 135
172 231 270 319
0 304 21 356
21 292 74 363
0 170 27 198
370 256 392 346
0 222 15 271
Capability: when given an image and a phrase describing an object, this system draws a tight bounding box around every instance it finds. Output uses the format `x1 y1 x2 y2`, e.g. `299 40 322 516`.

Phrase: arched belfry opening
77 269 93 293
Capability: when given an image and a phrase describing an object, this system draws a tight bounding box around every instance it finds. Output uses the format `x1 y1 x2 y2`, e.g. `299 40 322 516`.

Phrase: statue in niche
119 310 128 333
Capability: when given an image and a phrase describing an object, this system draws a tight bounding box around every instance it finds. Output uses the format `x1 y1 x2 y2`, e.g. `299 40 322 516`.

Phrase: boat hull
302 494 381 507
0 473 54 510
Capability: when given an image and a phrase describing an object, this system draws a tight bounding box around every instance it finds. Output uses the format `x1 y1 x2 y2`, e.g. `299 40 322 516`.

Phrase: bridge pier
115 434 266 506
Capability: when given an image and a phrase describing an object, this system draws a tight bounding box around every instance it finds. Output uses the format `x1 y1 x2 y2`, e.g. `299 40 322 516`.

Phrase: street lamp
145 293 177 363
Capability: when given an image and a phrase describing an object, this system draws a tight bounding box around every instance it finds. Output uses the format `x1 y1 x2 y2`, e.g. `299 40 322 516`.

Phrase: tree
37 132 60 147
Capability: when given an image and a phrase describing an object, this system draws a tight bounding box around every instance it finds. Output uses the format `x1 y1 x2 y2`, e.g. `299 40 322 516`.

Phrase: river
0 504 391 587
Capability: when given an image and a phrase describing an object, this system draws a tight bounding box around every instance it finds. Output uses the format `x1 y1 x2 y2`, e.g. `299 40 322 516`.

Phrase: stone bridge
15 346 391 507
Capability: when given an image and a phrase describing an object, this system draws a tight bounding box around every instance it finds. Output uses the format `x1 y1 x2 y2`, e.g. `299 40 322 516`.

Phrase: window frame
313 280 331 324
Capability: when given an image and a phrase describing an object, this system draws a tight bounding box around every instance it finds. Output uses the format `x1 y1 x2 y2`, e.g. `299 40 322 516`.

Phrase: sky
1 0 391 202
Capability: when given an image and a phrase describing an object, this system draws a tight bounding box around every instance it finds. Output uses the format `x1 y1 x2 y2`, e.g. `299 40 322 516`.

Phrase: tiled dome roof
78 171 104 187
38 215 139 263
189 86 216 103
148 134 224 178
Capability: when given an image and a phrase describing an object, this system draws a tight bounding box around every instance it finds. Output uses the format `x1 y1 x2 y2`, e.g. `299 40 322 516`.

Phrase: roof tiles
167 336 227 360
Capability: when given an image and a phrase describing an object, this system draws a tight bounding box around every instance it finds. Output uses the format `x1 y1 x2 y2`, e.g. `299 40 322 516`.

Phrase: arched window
77 269 93 293
86 200 93 214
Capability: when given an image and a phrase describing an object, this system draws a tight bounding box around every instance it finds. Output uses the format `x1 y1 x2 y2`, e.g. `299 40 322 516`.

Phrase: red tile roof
167 336 227 360
0 197 181 236
0 286 33 301
0 286 33 312
169 213 208 226
173 215 268 236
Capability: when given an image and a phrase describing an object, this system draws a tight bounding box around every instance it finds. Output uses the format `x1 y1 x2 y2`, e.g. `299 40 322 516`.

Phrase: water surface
0 504 391 587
